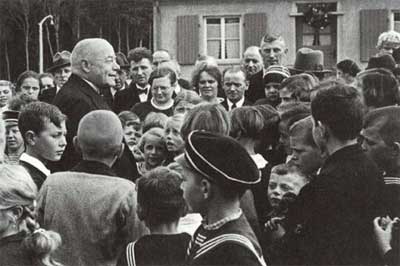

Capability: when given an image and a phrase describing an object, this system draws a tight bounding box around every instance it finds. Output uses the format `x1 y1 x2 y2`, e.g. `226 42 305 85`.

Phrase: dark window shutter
177 15 199 65
243 13 267 49
360 9 389 62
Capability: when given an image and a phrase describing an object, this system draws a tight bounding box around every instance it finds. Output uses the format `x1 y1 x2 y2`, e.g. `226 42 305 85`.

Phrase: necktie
138 89 147 95
231 103 237 110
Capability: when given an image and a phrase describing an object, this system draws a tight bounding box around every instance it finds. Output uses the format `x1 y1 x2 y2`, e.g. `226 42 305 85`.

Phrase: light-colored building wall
154 0 400 79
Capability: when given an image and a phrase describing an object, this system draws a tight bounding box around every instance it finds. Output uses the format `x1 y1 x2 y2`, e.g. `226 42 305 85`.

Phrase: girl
0 164 62 266
136 127 169 178
15 71 41 101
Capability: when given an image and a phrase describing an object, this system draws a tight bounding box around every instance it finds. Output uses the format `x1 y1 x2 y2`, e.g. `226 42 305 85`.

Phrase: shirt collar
20 153 50 176
137 84 150 91
251 154 268 169
227 97 245 109
202 209 243 230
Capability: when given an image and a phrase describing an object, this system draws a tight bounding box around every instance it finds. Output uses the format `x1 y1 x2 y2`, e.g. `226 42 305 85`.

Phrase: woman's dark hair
191 61 223 97
336 59 361 77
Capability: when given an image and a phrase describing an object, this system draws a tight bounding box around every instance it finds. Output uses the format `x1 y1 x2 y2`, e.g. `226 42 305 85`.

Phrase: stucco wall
155 0 400 79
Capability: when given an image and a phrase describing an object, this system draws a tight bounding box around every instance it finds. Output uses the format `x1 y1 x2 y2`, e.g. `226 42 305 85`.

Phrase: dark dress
0 231 32 266
284 144 385 265
131 101 174 121
186 214 265 266
117 233 191 266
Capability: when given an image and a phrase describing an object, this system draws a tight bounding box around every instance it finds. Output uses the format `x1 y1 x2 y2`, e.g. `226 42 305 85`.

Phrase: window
393 11 400 32
204 17 241 60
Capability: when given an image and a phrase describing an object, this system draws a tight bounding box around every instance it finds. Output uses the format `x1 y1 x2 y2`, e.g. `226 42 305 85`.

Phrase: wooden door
296 3 337 70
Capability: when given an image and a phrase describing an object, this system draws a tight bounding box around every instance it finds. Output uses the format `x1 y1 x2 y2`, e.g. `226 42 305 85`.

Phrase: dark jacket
287 144 385 265
220 98 253 111
246 70 265 103
113 82 146 114
52 74 111 171
39 87 57 104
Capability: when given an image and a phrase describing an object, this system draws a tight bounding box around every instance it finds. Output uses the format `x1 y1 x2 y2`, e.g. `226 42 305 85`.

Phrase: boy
267 164 308 209
176 131 266 266
18 102 67 189
118 111 142 151
3 110 24 164
118 167 190 266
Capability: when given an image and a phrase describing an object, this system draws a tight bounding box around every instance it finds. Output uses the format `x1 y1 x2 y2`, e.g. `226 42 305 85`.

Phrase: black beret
181 131 260 187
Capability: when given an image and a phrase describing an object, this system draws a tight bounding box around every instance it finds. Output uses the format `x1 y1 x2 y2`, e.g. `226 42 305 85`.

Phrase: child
0 164 62 266
118 111 142 151
18 102 67 189
117 167 190 266
176 131 266 266
136 127 169 178
164 113 185 161
3 110 24 164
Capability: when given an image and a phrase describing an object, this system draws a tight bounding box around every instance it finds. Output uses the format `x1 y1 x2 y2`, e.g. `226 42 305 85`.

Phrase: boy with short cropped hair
118 166 190 266
18 101 67 189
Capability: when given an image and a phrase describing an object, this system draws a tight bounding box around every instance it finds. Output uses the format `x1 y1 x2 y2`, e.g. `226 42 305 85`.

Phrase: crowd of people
0 28 399 266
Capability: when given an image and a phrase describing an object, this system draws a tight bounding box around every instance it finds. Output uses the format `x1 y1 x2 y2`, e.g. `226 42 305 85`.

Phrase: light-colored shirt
19 153 50 177
227 97 245 111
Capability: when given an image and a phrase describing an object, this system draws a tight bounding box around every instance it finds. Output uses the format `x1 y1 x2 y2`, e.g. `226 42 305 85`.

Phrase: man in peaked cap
176 131 266 266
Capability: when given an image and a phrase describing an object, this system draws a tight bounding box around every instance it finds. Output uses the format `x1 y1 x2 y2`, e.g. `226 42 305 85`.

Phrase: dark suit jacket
113 83 145 114
220 98 252 111
39 87 57 104
52 74 111 171
287 144 384 265
246 70 265 103
20 160 47 190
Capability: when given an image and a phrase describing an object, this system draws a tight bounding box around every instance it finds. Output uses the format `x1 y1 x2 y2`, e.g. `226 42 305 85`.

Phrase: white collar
251 154 268 169
227 97 245 110
150 98 174 110
174 84 182 94
137 83 150 91
20 153 51 176
81 77 100 94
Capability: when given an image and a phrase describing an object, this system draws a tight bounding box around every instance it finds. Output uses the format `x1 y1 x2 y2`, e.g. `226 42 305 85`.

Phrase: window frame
391 10 400 32
203 15 243 64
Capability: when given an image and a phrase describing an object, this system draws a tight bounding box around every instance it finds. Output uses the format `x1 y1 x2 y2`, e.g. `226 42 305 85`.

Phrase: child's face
264 82 280 101
33 120 67 162
143 135 167 169
164 120 184 153
267 173 306 208
5 124 24 152
19 77 40 100
123 123 142 148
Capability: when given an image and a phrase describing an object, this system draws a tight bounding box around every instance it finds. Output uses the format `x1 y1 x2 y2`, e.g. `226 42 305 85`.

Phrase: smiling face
87 45 119 88
151 76 174 104
131 58 153 87
30 120 67 162
198 71 218 101
260 40 287 68
143 135 167 169
0 85 12 108
223 71 247 103
5 124 24 154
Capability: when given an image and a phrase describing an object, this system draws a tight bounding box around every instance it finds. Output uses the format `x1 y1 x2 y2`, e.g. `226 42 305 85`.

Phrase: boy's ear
73 136 81 154
24 131 36 146
201 179 212 200
392 142 400 156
